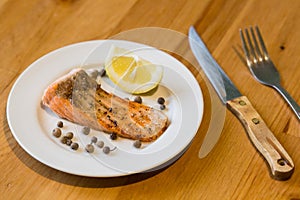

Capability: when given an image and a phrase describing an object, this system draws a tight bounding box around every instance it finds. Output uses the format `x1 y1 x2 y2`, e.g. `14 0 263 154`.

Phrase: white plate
7 40 204 177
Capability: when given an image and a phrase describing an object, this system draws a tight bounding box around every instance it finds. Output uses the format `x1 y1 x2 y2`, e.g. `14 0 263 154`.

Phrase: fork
239 26 300 121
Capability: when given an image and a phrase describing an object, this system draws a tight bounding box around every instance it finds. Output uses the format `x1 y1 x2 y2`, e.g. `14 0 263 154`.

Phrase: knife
188 26 294 181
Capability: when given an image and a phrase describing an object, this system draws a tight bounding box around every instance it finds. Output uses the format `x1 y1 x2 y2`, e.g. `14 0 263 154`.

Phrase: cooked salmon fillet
42 69 168 142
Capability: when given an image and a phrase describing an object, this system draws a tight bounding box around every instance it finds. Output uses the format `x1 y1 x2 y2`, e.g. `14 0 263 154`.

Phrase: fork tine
245 28 258 62
239 29 251 64
250 27 263 60
255 26 269 59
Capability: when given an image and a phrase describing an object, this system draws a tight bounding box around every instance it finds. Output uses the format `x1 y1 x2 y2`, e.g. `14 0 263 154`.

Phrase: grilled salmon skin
42 69 168 142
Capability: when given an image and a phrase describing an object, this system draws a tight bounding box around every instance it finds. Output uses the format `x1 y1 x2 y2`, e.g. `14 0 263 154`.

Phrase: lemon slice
105 45 163 94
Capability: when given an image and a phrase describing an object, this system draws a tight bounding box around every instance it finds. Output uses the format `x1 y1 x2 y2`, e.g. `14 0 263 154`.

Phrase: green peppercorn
82 126 90 135
96 141 104 148
103 146 116 154
85 144 94 153
133 140 142 148
91 136 98 144
103 146 110 154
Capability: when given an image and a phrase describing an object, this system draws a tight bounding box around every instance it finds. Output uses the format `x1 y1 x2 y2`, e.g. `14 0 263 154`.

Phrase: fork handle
273 84 300 121
227 96 294 181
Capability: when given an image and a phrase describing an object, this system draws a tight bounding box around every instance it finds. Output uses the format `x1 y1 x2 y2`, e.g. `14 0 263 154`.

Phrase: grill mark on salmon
42 69 168 142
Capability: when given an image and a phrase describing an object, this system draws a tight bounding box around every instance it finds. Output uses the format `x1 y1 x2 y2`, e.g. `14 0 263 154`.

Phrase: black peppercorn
110 132 118 140
57 121 63 128
99 68 106 77
157 97 165 105
134 96 142 104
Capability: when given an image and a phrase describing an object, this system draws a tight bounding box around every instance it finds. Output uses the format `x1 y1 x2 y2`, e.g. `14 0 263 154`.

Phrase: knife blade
188 26 294 181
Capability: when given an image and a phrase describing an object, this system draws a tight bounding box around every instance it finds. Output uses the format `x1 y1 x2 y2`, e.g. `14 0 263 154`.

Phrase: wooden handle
227 96 294 181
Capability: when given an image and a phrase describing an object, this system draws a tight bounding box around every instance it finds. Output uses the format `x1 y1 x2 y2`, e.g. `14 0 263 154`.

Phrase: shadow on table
3 111 175 188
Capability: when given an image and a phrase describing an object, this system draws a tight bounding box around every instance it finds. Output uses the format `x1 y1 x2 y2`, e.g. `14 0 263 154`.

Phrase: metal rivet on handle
277 159 286 166
239 100 246 106
252 118 260 124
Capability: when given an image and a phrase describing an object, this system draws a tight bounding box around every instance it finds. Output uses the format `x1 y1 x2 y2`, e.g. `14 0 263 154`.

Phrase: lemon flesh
105 46 163 94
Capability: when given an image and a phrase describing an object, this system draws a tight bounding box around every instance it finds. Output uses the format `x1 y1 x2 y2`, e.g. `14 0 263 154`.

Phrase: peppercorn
103 146 110 154
66 139 72 146
52 128 62 138
61 136 68 144
96 141 104 148
66 132 74 139
113 120 118 127
57 121 63 128
157 97 165 105
91 136 98 144
134 96 142 104
82 126 90 135
103 146 116 154
133 140 142 148
110 132 118 140
99 68 106 77
71 142 79 150
85 144 94 153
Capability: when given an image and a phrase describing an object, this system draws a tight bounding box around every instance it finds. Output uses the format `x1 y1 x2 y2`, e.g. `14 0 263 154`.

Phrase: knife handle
227 96 294 181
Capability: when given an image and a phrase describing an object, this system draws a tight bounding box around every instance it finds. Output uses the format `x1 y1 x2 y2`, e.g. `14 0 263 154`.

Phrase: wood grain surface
1 0 299 199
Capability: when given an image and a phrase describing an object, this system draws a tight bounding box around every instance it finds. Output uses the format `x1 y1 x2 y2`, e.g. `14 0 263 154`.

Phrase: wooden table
1 0 299 199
